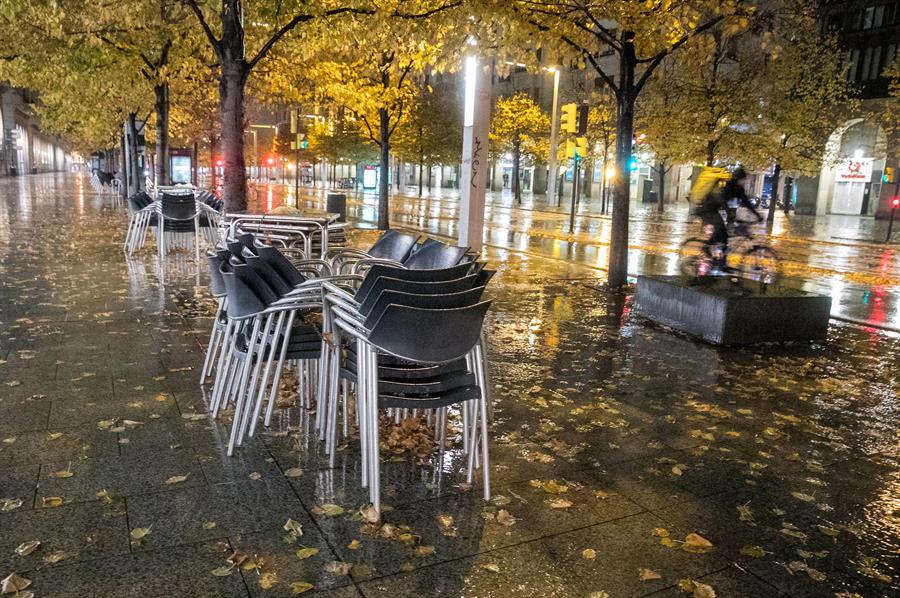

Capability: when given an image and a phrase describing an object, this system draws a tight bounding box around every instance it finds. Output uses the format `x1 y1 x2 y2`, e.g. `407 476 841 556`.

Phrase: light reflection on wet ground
0 173 897 597
245 183 900 330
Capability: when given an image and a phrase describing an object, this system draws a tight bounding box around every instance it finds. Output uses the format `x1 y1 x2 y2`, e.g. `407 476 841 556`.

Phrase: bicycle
678 210 781 284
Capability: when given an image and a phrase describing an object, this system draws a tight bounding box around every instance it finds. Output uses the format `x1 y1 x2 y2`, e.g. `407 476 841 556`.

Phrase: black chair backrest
356 275 479 317
402 241 471 270
368 230 420 262
363 287 487 330
474 269 495 287
207 253 227 297
367 301 492 364
257 245 306 287
221 265 267 319
161 193 197 220
230 262 279 308
354 262 473 302
245 254 293 297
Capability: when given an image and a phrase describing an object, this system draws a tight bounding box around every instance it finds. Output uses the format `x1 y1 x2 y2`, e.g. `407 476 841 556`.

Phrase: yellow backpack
690 167 731 204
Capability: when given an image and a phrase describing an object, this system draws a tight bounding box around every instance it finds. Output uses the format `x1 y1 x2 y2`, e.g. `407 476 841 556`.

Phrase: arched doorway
816 119 888 216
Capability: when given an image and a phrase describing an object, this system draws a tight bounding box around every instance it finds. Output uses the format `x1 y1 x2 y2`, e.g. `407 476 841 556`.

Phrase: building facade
1 84 72 177
798 0 899 218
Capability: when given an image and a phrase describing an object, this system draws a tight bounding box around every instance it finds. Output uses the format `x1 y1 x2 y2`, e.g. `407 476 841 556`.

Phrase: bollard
326 191 347 222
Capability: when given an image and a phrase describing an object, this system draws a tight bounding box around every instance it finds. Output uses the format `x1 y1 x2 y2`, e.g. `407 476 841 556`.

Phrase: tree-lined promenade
1 0 892 287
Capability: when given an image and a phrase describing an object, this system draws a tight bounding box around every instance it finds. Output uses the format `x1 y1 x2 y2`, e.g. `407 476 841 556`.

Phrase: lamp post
458 47 493 252
546 67 561 205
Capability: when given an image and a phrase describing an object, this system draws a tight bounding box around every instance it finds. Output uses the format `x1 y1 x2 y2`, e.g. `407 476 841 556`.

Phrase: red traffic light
215 160 223 167
266 157 275 166
892 196 900 208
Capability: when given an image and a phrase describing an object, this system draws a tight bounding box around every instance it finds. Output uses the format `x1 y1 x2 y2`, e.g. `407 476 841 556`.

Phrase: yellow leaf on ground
321 504 344 517
283 468 304 478
1 572 31 593
165 475 189 485
211 566 233 577
740 545 767 558
548 498 573 509
130 526 151 540
639 568 662 581
290 581 314 594
682 533 713 554
296 547 319 560
582 548 597 560
41 497 64 508
481 563 500 573
14 540 41 556
347 539 361 550
496 509 517 526
43 550 67 565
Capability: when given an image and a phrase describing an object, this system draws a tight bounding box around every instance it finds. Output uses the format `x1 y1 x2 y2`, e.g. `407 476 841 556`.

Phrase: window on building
873 4 885 27
826 11 844 30
863 6 875 28
847 49 860 80
869 46 882 79
886 1 897 25
885 44 897 73
861 46 873 79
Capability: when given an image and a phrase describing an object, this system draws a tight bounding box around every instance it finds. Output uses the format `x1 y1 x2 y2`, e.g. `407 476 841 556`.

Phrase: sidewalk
0 172 897 597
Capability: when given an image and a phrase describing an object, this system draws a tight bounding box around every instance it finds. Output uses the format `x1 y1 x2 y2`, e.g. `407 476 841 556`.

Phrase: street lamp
545 67 561 205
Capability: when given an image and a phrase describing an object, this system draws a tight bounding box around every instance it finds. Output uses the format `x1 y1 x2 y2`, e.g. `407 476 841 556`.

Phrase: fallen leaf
41 496 64 508
736 504 754 523
165 475 189 485
259 571 277 589
0 498 23 512
360 505 380 524
321 503 344 517
324 561 352 575
47 432 63 440
347 539 361 550
14 540 41 557
43 550 67 565
283 467 304 478
682 533 713 554
791 492 815 502
817 525 839 537
594 489 610 499
202 521 217 530
548 498 573 509
639 568 662 581
496 509 517 526
283 518 303 536
130 526 152 540
1 572 31 594
436 513 454 528
295 547 319 560
248 472 262 481
415 545 435 557
211 566 233 577
740 545 767 558
290 581 314 595
481 563 500 573
582 548 597 560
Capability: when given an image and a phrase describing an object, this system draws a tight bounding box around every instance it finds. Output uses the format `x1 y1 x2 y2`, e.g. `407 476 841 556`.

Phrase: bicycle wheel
678 238 713 278
740 245 781 284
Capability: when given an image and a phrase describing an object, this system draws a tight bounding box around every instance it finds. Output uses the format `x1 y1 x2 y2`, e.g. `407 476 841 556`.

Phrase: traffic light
266 156 275 166
576 105 588 135
892 196 900 208
626 156 638 172
884 167 895 183
565 137 589 160
560 103 577 134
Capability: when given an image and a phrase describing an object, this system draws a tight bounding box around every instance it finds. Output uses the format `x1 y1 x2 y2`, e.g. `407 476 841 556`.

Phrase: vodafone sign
836 158 873 183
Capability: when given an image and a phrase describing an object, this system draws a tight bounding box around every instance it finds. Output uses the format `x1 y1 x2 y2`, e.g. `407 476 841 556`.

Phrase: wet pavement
244 181 900 331
0 172 898 597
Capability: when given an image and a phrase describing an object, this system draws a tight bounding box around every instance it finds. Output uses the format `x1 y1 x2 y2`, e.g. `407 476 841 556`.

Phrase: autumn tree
750 27 858 222
181 0 463 213
393 81 463 196
490 92 550 203
492 0 748 287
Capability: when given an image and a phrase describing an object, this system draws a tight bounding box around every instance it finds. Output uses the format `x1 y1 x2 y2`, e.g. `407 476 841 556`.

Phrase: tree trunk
427 164 432 191
783 175 792 214
125 112 141 196
210 134 219 194
657 162 666 214
418 154 424 197
583 161 592 198
767 162 781 226
119 133 128 199
378 107 390 229
609 35 636 289
219 57 249 212
513 138 522 203
705 140 716 166
154 82 170 187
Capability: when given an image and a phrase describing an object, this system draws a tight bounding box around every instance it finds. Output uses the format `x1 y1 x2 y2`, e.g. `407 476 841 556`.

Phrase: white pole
547 69 560 204
459 53 492 252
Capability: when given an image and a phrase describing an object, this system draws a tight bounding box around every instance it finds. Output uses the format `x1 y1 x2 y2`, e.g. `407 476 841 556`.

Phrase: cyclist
692 166 761 273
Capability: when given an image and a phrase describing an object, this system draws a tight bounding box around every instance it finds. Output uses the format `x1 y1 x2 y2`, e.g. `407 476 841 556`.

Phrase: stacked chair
124 191 156 255
201 228 494 514
123 189 222 257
